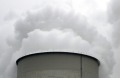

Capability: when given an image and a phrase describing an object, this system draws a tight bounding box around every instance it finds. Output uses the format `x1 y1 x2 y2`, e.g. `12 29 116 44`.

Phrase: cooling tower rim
16 52 100 65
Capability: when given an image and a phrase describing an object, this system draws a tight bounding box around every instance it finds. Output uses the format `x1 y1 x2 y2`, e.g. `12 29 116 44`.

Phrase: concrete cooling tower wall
16 52 100 78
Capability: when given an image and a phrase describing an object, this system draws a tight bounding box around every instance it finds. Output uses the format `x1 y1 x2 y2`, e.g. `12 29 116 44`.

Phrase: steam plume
0 5 115 78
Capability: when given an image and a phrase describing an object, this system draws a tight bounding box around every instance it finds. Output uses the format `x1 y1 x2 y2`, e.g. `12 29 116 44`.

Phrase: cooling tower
16 52 100 78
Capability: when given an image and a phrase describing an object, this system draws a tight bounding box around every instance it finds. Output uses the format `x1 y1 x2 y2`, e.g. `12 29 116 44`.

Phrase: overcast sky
0 0 120 78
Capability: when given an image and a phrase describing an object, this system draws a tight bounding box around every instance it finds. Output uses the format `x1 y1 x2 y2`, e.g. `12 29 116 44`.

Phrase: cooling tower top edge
16 52 100 65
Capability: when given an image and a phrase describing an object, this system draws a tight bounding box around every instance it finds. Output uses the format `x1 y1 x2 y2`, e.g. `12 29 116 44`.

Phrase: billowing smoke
0 3 115 78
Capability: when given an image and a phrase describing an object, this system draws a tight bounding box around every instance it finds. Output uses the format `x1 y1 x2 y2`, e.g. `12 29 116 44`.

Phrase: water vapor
0 5 115 78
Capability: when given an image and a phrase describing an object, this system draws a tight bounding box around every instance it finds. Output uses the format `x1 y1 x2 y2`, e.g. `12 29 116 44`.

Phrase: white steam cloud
0 1 116 78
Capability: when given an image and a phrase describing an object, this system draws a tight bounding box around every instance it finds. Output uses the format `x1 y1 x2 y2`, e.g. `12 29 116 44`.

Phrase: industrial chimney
16 52 100 78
